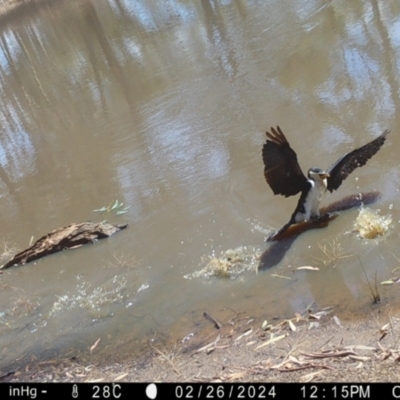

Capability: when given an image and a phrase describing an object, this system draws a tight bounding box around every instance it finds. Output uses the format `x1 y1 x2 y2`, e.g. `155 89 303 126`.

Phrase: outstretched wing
262 126 308 197
327 129 390 192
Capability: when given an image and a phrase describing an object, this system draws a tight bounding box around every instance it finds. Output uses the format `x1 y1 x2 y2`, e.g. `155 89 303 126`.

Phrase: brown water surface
0 0 400 369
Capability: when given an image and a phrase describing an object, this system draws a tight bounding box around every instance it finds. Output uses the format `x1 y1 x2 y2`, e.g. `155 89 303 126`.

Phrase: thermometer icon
72 384 79 398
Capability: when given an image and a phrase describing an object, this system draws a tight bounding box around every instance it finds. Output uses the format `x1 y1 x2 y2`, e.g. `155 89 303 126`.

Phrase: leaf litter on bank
9 304 400 383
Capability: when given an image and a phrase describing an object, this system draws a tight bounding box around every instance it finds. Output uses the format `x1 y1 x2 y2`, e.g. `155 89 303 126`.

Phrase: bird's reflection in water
258 191 380 271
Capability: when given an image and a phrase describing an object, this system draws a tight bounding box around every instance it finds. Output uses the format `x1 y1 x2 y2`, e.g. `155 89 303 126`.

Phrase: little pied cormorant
262 126 390 227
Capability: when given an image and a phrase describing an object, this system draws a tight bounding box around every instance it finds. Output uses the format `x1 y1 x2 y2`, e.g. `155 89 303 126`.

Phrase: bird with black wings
262 126 390 240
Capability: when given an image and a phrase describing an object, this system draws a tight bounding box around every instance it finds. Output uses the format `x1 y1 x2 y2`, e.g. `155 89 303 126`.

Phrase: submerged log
267 213 338 242
266 191 380 242
1 222 128 269
259 192 381 270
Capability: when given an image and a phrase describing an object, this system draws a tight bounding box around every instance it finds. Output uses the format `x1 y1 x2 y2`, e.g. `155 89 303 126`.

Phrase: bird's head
308 167 330 181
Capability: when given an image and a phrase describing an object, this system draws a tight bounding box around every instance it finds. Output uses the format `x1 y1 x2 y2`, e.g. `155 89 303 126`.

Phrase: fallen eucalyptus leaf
111 199 119 210
92 206 108 212
308 322 320 330
116 210 129 215
288 320 297 331
90 338 101 352
255 334 286 350
261 320 268 330
333 315 342 328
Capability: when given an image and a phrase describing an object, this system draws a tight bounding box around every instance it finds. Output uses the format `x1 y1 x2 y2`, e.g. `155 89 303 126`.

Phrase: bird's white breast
295 178 328 222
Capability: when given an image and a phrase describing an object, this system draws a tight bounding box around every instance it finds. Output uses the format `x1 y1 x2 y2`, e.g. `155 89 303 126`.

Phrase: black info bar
2 382 399 399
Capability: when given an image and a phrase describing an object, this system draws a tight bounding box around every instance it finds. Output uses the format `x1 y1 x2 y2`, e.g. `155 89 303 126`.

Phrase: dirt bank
3 305 400 382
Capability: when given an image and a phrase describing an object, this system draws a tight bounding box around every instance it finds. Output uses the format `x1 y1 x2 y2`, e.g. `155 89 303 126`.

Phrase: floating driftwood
1 222 128 269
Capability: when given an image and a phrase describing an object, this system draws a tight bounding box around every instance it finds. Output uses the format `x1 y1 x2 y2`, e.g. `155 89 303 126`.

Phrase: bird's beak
319 172 330 179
